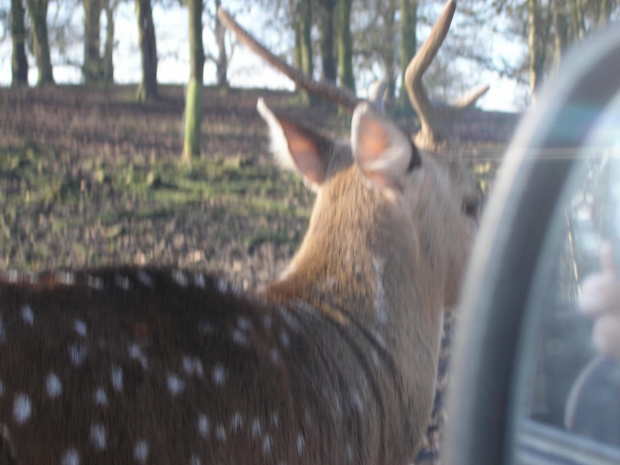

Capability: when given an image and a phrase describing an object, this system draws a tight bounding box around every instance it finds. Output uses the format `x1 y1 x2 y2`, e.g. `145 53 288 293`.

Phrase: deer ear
351 102 421 191
257 98 331 187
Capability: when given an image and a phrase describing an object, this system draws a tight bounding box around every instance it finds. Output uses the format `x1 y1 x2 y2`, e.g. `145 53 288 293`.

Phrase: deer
0 1 485 464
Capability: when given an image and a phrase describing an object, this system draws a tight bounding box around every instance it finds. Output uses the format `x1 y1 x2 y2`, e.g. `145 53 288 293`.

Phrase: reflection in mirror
511 95 620 464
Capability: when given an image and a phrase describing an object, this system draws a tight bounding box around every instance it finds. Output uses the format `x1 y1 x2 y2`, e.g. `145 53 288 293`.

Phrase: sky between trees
1 0 618 111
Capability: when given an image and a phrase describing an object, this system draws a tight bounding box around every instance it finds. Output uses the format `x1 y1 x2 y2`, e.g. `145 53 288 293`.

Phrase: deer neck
263 168 444 370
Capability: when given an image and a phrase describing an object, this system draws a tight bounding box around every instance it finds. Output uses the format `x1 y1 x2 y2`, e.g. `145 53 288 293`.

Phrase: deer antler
219 1 488 152
404 0 489 151
217 7 361 112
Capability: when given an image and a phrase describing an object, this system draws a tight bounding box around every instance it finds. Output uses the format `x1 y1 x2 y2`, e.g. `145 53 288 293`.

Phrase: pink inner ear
280 120 325 185
356 117 390 162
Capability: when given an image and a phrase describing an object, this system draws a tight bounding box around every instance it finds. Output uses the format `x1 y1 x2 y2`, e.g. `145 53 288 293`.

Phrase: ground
0 83 518 463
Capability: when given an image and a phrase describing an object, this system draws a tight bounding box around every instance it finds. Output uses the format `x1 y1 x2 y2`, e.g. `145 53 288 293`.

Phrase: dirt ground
0 84 519 463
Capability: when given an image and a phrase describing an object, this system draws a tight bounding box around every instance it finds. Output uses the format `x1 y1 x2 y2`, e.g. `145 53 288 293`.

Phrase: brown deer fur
0 101 479 465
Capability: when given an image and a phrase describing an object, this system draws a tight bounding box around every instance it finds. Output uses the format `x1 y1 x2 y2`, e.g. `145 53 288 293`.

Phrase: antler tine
218 7 362 112
451 84 491 109
404 0 489 151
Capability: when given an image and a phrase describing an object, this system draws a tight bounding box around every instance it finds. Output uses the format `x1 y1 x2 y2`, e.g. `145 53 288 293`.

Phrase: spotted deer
0 1 484 464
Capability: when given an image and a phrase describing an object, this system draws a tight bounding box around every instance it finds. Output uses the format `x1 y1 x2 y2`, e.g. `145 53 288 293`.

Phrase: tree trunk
24 0 54 86
598 0 612 26
398 0 417 106
214 0 228 87
528 0 546 99
83 0 103 83
298 0 313 77
102 0 116 82
380 0 397 102
135 0 158 101
567 0 585 40
182 0 205 165
337 0 355 92
318 0 337 83
11 0 29 86
552 0 567 66
294 0 314 104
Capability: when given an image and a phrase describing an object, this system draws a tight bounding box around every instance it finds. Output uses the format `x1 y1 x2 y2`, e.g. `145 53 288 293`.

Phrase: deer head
0 3 482 465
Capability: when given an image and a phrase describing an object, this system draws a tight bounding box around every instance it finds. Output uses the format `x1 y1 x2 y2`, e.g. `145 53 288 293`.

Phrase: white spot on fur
69 343 88 366
91 424 107 450
46 373 63 398
61 448 79 465
0 379 4 397
183 356 204 378
270 348 280 363
372 329 387 348
94 387 108 406
197 414 210 438
114 273 130 290
371 349 380 367
111 365 123 391
134 440 149 462
237 316 251 331
216 424 227 441
212 364 226 386
193 273 205 288
137 270 153 288
279 306 302 331
346 443 354 464
6 270 18 283
231 412 243 431
57 271 75 286
271 412 279 428
279 331 290 348
172 270 188 287
319 276 338 291
297 434 305 455
349 388 364 413
198 321 214 336
20 305 34 326
13 393 31 424
0 316 5 343
304 410 312 425
251 418 261 438
373 257 388 324
167 373 186 396
74 319 87 337
231 329 248 345
262 435 272 455
216 278 228 293
129 343 149 370
262 315 272 329
87 275 104 290
190 455 202 465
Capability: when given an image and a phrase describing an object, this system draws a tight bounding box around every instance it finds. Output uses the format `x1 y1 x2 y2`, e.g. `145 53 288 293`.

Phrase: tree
135 0 158 101
83 0 104 83
398 0 417 105
337 0 355 91
24 0 55 85
317 0 337 82
102 0 121 82
11 0 29 86
182 0 205 164
207 0 228 87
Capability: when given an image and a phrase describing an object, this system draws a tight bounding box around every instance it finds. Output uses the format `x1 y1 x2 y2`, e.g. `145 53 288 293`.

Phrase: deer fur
0 99 479 465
